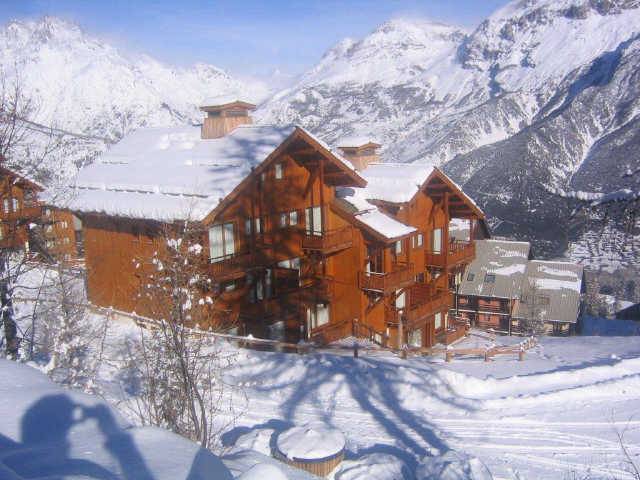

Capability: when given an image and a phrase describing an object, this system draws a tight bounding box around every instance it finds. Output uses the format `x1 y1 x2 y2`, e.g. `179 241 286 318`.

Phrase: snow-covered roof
336 136 381 148
59 124 297 221
335 162 485 242
200 94 257 108
517 260 584 324
357 163 435 203
460 239 532 299
354 208 417 240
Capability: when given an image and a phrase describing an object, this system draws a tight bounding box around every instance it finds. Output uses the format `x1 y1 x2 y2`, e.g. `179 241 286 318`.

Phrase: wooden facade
0 165 42 251
70 108 484 349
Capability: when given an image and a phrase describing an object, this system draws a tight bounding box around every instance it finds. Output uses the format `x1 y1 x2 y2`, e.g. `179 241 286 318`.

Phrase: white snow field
7 286 640 480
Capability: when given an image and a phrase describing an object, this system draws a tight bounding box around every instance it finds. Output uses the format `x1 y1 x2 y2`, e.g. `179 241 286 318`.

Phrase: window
275 163 284 179
3 199 8 213
280 213 288 228
413 233 423 248
467 273 475 282
277 257 300 270
432 228 442 253
484 273 496 284
395 240 402 254
209 222 235 263
307 303 330 331
435 312 443 330
305 206 322 236
395 289 406 310
415 272 425 283
223 282 236 292
408 329 423 348
255 217 262 234
12 198 19 211
260 172 266 183
289 210 298 225
45 208 51 217
0 225 3 240
245 218 252 236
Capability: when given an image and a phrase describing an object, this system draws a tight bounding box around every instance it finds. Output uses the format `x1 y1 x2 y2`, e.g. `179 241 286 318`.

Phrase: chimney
200 97 256 139
337 138 382 171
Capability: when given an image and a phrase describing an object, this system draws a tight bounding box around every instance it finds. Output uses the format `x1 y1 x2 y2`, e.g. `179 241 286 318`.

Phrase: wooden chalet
0 162 42 252
456 240 584 335
55 99 485 349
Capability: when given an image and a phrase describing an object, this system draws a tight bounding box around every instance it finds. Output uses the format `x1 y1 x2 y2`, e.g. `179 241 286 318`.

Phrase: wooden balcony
358 263 414 295
425 240 475 269
405 281 451 324
0 205 42 222
209 252 255 281
299 275 334 303
302 226 353 254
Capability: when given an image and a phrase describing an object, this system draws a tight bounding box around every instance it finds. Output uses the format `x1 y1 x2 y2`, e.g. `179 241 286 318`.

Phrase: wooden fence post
518 349 525 361
445 350 453 363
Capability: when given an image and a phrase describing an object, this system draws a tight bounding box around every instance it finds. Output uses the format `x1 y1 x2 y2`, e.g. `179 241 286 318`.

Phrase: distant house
456 240 532 332
515 261 585 335
0 163 42 252
456 240 584 335
49 97 486 348
616 303 640 321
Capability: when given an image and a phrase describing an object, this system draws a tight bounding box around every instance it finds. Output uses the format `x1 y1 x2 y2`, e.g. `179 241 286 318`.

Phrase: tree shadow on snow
235 352 480 466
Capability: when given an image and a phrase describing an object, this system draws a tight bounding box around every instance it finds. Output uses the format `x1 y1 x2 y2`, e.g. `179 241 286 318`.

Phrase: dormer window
275 163 284 180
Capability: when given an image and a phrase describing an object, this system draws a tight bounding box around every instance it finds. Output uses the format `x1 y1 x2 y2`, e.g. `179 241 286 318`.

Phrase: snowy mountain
0 16 268 178
258 0 640 262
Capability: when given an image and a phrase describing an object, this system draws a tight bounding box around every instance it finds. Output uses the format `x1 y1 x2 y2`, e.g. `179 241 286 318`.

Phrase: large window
435 311 443 330
432 228 442 253
395 289 406 309
305 206 322 236
275 163 284 180
408 329 422 348
209 222 235 263
307 303 330 331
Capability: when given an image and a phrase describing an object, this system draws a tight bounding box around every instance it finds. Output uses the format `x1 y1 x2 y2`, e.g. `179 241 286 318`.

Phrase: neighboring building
456 240 532 332
616 302 640 321
41 207 84 263
0 164 42 252
457 240 584 335
53 98 485 348
515 261 584 335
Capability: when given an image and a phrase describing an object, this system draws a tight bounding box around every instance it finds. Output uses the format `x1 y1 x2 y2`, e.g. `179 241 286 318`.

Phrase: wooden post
518 349 525 361
484 350 491 362
445 350 453 363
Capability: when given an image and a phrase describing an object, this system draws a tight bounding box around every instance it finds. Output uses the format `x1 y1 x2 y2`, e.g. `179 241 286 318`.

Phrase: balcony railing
0 205 42 222
302 226 353 254
405 280 451 324
209 252 255 280
425 240 475 268
358 263 414 295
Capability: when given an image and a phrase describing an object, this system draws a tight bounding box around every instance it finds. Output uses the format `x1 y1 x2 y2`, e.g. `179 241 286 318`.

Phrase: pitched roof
54 124 365 223
335 162 483 243
459 239 532 299
516 261 584 324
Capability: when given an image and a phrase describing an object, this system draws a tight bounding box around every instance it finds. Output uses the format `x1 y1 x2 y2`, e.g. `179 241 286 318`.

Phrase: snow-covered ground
74 315 640 479
7 270 640 479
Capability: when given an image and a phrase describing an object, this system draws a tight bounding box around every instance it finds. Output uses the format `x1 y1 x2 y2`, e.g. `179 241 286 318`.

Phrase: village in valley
1 1 640 479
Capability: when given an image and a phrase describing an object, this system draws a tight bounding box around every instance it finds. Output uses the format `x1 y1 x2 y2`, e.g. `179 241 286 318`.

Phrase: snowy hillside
0 16 268 178
258 0 640 260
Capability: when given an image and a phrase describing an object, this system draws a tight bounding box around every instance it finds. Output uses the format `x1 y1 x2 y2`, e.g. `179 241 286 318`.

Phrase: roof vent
337 138 381 171
200 96 256 139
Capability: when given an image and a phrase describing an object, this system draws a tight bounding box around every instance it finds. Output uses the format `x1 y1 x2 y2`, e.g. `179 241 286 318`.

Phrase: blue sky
1 0 508 78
